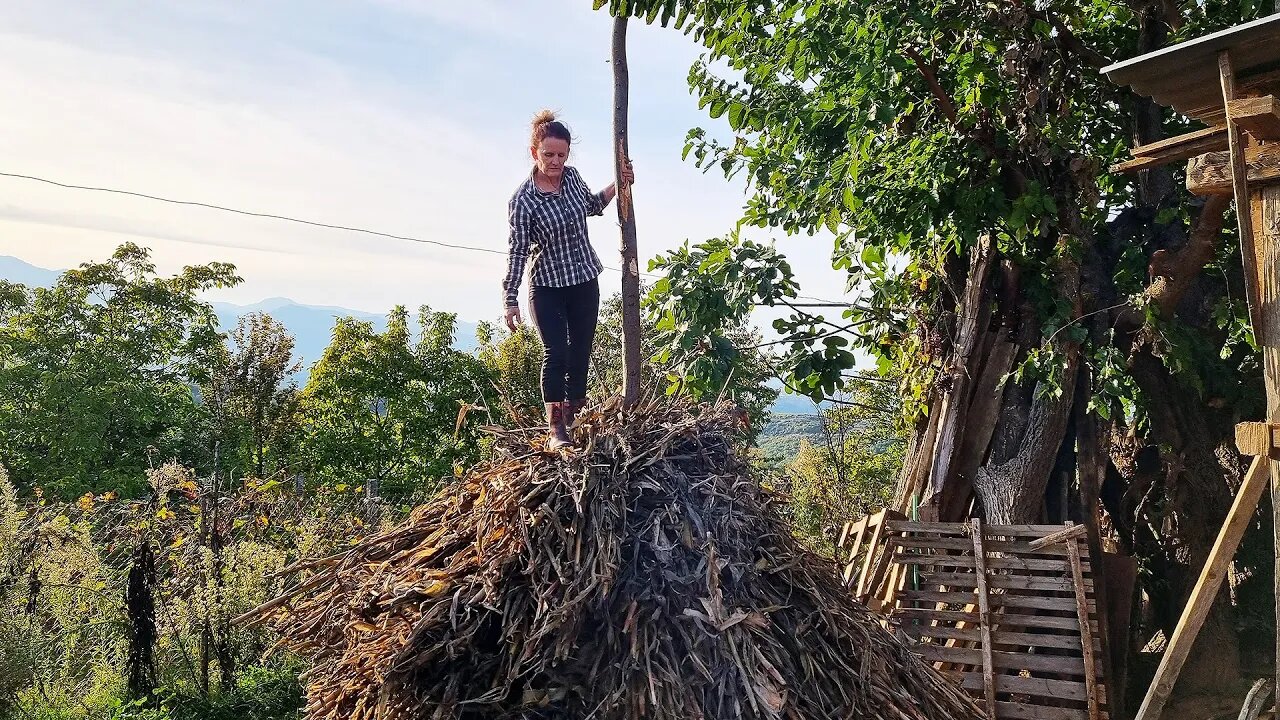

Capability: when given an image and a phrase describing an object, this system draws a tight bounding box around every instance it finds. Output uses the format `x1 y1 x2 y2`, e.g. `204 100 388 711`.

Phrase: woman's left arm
585 162 636 212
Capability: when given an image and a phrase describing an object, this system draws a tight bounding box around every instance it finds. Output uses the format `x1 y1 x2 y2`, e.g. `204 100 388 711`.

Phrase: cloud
0 1 848 324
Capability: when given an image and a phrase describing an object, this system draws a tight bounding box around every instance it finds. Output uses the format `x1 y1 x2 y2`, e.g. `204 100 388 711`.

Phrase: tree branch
903 47 958 127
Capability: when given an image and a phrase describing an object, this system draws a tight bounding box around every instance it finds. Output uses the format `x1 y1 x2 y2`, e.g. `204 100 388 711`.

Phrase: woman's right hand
504 305 522 332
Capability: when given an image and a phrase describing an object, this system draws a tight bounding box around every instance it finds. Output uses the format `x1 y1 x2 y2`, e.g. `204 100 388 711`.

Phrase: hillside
758 413 824 464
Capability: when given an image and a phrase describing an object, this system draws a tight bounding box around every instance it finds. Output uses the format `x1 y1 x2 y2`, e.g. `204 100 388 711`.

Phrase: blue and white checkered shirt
503 166 606 307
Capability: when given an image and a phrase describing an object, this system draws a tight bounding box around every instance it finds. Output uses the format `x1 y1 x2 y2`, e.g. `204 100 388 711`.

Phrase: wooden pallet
837 517 1105 720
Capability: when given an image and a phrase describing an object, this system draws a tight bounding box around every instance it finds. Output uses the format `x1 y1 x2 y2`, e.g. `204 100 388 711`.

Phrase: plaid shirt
503 166 606 307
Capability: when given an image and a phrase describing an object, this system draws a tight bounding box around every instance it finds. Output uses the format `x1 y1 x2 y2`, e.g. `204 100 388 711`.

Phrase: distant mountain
2 256 811 414
0 256 60 288
0 256 479 384
211 298 479 382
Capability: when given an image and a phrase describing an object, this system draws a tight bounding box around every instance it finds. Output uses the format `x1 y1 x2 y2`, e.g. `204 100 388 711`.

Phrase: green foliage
475 321 544 423
779 379 902 553
645 237 780 422
296 306 490 497
612 0 1262 425
0 244 239 497
201 313 302 480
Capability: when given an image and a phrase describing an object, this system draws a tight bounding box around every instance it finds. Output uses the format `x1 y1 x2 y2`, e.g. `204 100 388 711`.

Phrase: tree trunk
611 15 642 407
126 541 157 700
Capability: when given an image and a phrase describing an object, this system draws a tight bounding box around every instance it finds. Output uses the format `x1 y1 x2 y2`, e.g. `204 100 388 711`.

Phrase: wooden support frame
1132 455 1271 720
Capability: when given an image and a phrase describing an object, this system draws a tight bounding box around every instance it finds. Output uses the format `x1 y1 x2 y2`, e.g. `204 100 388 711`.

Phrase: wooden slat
895 607 1090 632
1027 523 1088 551
994 593 1096 614
1110 125 1228 174
902 623 1103 652
899 590 978 606
920 571 1090 593
888 521 1073 537
855 510 889 598
1068 536 1102 720
890 534 1075 556
915 644 1090 676
962 673 1103 704
1131 124 1226 157
995 700 1098 720
1219 48 1264 337
893 552 1087 573
993 629 1102 651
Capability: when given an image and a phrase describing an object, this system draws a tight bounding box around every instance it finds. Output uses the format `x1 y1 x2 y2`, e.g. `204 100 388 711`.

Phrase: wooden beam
1235 421 1280 456
1188 143 1280 195
1218 50 1265 336
1229 95 1280 140
1110 125 1227 174
1132 455 1270 720
970 518 997 720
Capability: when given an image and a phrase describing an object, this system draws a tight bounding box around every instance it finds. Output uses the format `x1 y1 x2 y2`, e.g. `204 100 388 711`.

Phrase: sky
0 1 850 325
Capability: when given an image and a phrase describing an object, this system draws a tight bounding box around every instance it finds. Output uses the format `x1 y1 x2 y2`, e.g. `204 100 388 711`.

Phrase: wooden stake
970 518 997 720
611 15 642 407
1133 455 1271 720
1067 529 1101 720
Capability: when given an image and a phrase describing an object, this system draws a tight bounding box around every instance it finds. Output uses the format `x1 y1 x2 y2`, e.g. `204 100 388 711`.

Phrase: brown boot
546 402 571 449
565 398 586 428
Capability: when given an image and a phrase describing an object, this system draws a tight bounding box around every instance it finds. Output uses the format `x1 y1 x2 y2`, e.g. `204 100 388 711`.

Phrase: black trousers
529 278 600 403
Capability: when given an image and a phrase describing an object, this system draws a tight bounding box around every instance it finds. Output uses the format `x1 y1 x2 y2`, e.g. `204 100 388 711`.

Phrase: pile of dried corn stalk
239 397 983 720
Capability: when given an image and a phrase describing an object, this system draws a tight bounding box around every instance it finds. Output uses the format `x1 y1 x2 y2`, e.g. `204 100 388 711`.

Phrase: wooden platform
839 515 1106 720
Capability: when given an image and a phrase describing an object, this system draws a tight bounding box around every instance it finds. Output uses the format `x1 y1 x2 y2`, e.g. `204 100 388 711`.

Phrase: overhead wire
0 168 876 385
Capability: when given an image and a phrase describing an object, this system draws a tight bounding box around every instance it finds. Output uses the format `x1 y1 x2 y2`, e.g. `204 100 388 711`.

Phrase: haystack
241 398 983 720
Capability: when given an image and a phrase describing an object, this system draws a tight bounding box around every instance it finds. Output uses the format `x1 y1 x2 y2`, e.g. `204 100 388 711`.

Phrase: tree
608 0 1266 699
783 379 902 553
0 243 239 497
296 306 491 497
475 321 544 424
202 312 302 480
612 14 643 405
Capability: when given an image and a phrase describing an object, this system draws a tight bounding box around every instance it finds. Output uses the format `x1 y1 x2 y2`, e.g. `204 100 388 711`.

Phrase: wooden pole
1132 455 1270 720
611 15 642 407
1219 51 1264 333
1252 182 1280 713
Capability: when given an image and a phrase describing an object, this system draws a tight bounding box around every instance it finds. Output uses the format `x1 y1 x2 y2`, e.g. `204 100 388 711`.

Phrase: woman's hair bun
529 109 572 149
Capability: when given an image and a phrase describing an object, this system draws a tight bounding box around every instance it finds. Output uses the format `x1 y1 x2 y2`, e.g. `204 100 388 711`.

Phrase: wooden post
611 15 642 407
1251 181 1280 710
1133 455 1270 720
1219 51 1264 332
970 518 997 720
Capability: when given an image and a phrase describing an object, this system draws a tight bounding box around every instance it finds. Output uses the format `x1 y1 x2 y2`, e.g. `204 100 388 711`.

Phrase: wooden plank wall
836 518 1107 720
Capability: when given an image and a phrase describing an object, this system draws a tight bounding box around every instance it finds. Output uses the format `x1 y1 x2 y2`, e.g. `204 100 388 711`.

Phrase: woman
503 110 634 448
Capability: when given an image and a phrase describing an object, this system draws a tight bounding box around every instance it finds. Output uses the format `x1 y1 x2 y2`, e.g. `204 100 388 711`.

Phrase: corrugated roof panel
1101 13 1280 122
